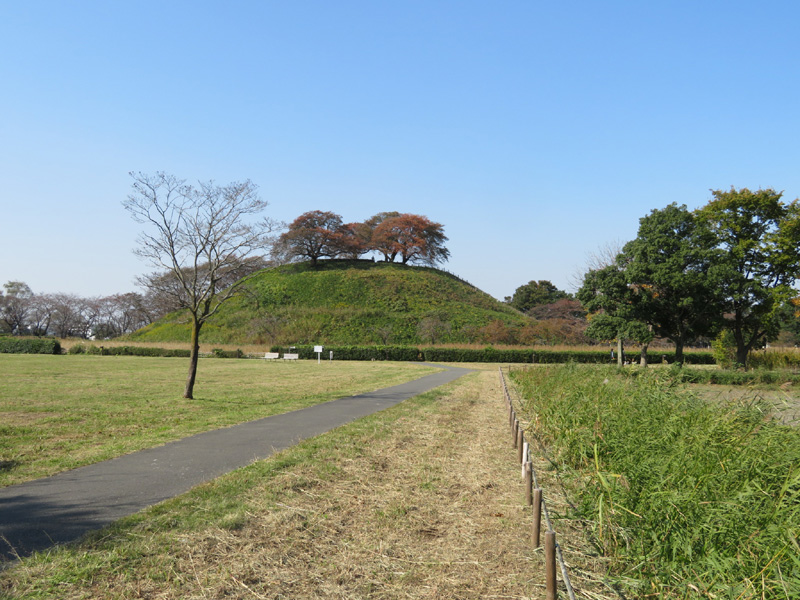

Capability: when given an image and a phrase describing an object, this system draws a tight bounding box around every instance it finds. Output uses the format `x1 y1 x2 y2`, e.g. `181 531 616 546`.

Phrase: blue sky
2 1 799 301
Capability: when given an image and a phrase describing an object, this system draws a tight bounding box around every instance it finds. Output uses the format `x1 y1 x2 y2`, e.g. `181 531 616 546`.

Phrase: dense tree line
577 187 800 367
0 281 156 339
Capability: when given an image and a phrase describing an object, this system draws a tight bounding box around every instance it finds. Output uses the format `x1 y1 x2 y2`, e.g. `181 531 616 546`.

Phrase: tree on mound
123 171 279 399
275 210 355 266
371 213 450 265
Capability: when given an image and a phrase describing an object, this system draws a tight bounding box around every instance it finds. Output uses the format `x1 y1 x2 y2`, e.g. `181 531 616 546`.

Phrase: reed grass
511 364 800 599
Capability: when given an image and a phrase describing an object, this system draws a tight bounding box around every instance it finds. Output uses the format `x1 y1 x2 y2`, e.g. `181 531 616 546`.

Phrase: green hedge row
0 337 61 354
269 345 424 361
266 345 716 364
69 344 191 357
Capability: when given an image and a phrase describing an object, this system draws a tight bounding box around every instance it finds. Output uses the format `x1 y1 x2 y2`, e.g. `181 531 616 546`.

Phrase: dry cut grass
1 370 613 599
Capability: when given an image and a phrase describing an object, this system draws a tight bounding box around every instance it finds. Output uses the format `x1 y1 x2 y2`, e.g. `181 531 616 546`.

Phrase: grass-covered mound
130 259 528 345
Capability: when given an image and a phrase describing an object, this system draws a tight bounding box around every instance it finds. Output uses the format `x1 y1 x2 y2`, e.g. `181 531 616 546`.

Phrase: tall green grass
511 364 800 599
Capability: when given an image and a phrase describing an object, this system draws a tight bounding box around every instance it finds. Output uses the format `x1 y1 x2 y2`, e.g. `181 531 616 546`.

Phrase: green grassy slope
130 260 527 345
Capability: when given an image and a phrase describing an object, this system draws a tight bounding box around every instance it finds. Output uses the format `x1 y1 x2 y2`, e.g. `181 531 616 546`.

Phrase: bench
263 352 280 360
282 353 299 360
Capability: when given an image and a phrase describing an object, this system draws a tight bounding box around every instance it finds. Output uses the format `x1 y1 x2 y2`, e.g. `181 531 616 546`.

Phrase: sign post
314 345 323 364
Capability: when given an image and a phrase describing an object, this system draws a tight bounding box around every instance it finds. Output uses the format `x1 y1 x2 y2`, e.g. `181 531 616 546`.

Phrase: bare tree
28 293 55 336
568 240 624 293
123 171 280 399
49 293 84 338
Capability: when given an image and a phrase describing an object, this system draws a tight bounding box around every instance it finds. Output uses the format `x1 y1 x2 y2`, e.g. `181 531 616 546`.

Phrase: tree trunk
674 338 684 365
639 343 649 367
733 322 749 369
617 336 624 367
735 345 750 369
184 317 201 399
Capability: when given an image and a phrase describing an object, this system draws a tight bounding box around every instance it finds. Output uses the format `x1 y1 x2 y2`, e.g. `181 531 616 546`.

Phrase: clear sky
2 1 799 301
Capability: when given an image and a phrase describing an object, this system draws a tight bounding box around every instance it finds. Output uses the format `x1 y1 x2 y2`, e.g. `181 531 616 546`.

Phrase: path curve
0 363 472 560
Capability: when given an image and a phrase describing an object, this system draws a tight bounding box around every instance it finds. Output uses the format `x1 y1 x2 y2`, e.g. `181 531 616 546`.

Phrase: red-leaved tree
371 214 450 265
275 210 349 266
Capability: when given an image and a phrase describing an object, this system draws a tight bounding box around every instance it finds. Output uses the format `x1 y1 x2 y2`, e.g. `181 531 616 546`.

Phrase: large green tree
578 264 653 365
578 204 723 364
697 187 800 367
621 203 721 363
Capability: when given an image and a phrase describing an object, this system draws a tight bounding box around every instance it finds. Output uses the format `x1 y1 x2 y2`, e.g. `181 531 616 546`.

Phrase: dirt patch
0 411 56 426
692 384 800 425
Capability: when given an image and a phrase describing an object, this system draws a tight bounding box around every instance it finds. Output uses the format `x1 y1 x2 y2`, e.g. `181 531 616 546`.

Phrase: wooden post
532 488 542 548
545 530 557 600
513 419 519 448
524 462 532 505
516 428 524 462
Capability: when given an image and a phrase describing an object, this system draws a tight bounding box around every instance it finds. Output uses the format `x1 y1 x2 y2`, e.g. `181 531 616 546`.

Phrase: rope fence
499 367 578 600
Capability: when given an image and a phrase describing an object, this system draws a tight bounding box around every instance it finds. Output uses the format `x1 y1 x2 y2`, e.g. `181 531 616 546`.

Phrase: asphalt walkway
0 363 472 561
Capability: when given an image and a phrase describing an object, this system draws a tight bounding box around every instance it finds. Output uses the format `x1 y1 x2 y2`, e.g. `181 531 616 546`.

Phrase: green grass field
0 355 439 487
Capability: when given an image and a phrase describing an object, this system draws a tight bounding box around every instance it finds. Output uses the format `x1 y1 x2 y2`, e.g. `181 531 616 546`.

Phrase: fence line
499 367 577 600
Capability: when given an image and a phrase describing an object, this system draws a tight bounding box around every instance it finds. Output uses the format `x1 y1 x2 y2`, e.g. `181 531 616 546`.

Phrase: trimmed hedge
68 344 191 357
267 345 717 364
0 337 61 354
269 345 425 361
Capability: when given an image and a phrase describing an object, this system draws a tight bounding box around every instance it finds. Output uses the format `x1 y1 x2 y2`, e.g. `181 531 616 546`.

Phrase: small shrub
0 337 61 354
212 348 243 359
712 330 736 369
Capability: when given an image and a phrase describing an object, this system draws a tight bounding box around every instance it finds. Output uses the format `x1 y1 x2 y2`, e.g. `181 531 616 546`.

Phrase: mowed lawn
0 355 440 487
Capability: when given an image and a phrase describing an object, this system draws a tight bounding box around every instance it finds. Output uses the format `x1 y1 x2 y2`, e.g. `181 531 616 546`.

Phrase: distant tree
508 280 570 313
0 281 33 334
528 298 586 322
417 315 451 344
371 214 450 265
49 293 85 338
94 293 152 338
520 298 589 345
28 293 55 336
275 210 347 266
697 187 800 367
478 319 518 345
124 171 278 399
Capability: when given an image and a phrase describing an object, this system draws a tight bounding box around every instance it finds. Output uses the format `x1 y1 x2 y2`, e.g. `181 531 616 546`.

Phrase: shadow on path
0 364 472 561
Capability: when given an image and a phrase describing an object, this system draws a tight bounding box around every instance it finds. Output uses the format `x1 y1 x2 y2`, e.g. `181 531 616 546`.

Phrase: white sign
314 345 323 353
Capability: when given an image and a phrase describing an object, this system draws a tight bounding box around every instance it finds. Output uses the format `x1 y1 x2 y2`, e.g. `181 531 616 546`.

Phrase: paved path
0 364 472 560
